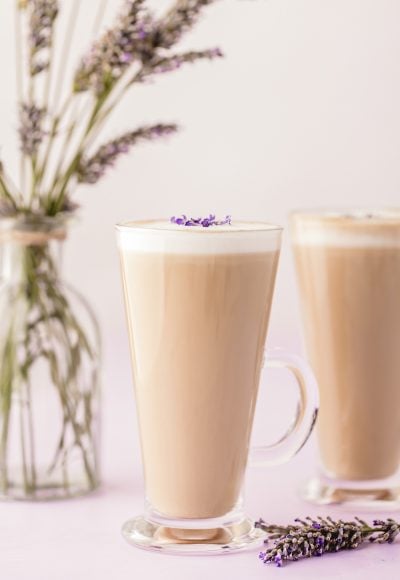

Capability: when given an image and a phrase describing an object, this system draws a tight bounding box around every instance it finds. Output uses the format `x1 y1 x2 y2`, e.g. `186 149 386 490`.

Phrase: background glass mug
116 219 318 554
291 209 400 507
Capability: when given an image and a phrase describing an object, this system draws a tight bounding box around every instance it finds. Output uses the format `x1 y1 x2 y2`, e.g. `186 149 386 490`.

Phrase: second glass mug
291 209 400 507
116 219 319 554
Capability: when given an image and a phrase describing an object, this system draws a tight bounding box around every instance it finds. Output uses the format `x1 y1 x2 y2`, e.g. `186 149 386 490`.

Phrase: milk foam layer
117 220 282 254
291 210 400 248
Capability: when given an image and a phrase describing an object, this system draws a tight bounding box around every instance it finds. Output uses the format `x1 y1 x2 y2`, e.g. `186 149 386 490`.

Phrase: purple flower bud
274 554 283 567
170 214 232 228
210 47 223 58
120 52 133 63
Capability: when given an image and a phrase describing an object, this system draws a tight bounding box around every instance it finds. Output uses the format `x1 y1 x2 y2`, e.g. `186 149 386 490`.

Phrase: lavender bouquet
0 0 222 499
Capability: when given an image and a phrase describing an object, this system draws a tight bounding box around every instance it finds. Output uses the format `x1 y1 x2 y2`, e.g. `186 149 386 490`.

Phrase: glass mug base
302 475 400 509
121 512 266 555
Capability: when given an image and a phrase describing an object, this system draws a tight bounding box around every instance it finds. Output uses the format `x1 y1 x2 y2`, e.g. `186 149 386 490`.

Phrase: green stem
29 156 38 208
48 89 111 214
44 97 84 206
51 0 81 115
36 94 73 193
92 0 109 36
26 246 97 489
14 3 25 198
0 174 18 209
19 396 30 494
26 376 37 488
83 70 143 152
0 330 17 493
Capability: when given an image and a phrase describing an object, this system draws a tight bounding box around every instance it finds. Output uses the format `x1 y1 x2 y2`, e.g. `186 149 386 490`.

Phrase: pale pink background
1 0 400 577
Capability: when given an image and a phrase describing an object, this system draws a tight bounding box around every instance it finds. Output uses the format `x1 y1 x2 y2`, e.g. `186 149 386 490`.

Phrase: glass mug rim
290 207 400 223
115 218 283 235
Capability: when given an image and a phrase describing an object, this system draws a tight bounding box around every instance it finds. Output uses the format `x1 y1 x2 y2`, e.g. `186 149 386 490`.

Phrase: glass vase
0 215 101 500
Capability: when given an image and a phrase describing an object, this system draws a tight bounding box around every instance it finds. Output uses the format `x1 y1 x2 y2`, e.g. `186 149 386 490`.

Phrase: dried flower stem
51 0 80 115
49 90 111 213
92 0 109 36
15 4 26 197
36 0 81 194
36 93 73 194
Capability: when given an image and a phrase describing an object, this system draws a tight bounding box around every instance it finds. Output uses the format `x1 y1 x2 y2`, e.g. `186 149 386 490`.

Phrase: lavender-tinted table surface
2 339 399 580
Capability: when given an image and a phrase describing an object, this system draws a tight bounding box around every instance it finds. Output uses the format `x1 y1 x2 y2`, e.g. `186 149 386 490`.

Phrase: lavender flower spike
74 0 150 95
257 516 400 567
147 48 223 77
77 124 177 184
19 103 46 157
26 0 59 75
157 0 217 49
170 214 231 227
74 0 221 96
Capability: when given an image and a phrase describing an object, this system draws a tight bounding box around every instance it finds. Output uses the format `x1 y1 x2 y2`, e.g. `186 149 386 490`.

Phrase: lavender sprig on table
256 516 400 567
171 214 231 227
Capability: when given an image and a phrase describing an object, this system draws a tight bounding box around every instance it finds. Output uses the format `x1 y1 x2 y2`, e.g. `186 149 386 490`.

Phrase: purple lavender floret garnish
256 516 400 567
170 214 231 228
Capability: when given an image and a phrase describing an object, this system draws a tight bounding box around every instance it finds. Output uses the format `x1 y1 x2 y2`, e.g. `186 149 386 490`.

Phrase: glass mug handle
250 349 319 467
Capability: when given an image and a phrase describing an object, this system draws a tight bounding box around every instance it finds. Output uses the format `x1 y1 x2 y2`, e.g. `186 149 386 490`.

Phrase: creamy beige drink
291 211 400 482
118 221 280 518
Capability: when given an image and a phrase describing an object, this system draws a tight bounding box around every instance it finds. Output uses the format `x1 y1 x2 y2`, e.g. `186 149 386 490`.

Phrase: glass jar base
0 468 99 501
121 514 266 555
302 476 400 508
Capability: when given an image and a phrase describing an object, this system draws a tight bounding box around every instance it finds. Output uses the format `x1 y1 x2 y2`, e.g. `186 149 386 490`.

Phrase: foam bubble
116 220 282 254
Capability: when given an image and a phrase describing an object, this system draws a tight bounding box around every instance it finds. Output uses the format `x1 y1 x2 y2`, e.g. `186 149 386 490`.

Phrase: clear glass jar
0 216 101 500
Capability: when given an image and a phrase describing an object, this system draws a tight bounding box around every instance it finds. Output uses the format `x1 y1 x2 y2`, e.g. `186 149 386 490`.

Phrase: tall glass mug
116 219 318 554
291 209 400 507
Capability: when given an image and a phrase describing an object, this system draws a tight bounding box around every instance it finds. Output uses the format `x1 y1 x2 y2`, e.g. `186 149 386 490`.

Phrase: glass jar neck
0 220 67 284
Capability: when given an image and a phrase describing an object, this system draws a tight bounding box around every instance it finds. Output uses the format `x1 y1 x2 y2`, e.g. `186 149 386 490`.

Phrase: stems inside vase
0 237 99 499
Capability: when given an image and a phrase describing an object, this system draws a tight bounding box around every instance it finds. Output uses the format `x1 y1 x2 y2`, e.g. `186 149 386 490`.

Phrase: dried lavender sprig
19 103 46 157
256 517 400 567
157 0 218 49
77 123 177 184
73 0 221 96
144 48 223 77
24 0 59 75
74 0 150 95
170 214 232 227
